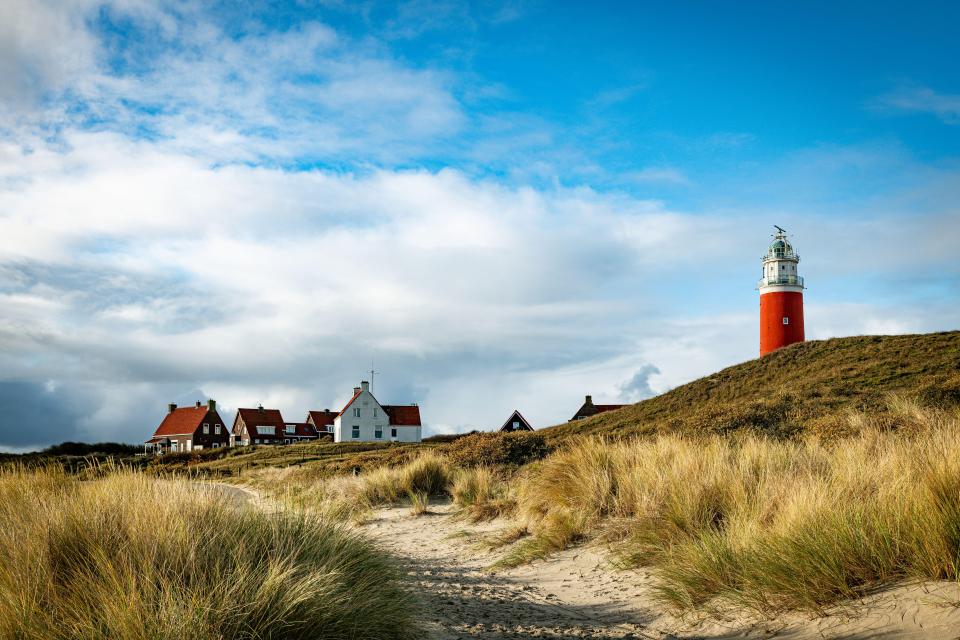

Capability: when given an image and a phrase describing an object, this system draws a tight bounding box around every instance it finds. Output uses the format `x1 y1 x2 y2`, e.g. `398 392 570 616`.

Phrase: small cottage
306 410 337 438
499 410 534 432
146 400 229 453
568 395 626 421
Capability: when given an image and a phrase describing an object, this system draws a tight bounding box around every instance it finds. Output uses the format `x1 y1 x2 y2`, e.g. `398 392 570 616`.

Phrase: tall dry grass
511 399 960 616
258 453 454 521
449 466 517 522
0 467 419 639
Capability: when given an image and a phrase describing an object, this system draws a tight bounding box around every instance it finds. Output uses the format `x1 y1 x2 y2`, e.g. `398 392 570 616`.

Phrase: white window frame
391 427 397 438
203 423 209 434
374 426 383 439
256 426 273 435
351 426 360 439
353 408 361 418
783 317 790 325
215 424 221 434
285 425 295 434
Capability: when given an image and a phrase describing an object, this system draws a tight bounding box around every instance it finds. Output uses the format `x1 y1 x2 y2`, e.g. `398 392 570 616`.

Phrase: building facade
758 227 805 356
332 381 422 443
146 400 229 453
499 410 534 432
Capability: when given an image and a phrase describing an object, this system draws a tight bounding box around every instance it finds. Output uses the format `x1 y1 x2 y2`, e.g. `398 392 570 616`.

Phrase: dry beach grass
0 467 418 640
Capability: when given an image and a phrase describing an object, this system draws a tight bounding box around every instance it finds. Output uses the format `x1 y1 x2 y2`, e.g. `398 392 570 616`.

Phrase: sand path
207 484 960 639
361 501 960 640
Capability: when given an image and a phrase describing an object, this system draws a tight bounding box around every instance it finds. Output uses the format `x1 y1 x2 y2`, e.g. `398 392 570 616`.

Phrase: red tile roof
383 405 421 426
236 407 286 439
594 405 625 413
284 422 319 438
307 410 337 428
336 389 363 418
151 406 211 438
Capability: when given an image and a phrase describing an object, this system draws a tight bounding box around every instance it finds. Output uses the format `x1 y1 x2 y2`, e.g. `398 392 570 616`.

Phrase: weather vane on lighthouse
758 225 806 356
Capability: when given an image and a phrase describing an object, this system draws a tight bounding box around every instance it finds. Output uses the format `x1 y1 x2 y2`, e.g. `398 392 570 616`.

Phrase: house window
352 426 360 439
391 427 397 438
212 443 220 449
285 425 295 434
513 421 519 428
373 408 378 417
375 427 383 438
256 426 273 435
215 425 221 434
203 423 209 434
254 439 260 444
353 408 361 418
783 317 789 325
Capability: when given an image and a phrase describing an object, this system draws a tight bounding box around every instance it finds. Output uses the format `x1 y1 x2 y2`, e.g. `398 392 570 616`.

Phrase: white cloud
875 86 960 125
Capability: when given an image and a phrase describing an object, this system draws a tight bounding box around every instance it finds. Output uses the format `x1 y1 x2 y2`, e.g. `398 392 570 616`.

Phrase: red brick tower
759 226 805 356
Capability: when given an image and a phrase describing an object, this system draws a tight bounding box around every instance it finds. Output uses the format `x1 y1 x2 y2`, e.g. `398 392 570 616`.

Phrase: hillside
543 331 960 442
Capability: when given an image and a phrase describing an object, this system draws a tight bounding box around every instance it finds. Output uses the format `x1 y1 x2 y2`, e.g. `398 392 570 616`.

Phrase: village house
146 400 229 453
332 380 422 443
231 405 288 445
568 395 626 421
306 410 337 438
499 410 534 432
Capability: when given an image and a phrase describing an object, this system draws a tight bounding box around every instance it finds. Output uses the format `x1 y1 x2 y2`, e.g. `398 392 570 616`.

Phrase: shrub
446 431 550 467
0 468 419 639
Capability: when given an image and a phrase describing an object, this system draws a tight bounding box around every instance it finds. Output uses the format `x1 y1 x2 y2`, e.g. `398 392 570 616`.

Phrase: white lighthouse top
758 226 804 290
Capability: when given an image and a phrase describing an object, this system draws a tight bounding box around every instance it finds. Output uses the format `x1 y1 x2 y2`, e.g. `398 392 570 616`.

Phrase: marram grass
0 467 419 640
511 399 960 616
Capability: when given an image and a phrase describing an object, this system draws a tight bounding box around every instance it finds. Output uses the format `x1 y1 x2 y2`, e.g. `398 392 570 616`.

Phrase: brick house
568 395 626 421
146 400 229 453
232 405 287 445
306 410 337 438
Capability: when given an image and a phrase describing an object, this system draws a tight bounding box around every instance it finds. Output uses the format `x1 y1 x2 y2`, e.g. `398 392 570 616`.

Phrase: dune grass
509 398 960 616
449 466 517 522
0 467 419 640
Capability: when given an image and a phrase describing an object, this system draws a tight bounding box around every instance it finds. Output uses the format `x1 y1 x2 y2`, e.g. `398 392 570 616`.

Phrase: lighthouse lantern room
758 226 805 356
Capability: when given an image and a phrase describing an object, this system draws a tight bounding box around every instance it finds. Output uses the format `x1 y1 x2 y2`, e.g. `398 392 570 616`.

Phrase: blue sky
0 0 958 449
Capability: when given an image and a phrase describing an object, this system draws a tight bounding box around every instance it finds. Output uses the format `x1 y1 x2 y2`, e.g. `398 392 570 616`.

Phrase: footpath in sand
209 484 960 639
362 501 960 640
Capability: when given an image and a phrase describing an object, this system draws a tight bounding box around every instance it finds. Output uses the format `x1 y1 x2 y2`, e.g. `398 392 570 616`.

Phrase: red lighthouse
758 226 805 356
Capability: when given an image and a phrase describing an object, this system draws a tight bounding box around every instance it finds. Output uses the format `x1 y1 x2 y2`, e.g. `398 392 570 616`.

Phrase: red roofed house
499 410 534 432
568 395 626 422
232 405 287 446
332 380 422 443
280 422 320 443
306 410 337 439
146 400 229 453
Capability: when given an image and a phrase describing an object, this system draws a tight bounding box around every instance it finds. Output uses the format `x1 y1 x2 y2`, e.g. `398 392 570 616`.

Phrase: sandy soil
361 501 960 640
209 484 960 639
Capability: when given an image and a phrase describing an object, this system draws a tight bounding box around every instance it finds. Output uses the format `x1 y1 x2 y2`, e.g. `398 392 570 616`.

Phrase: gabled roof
307 410 337 428
283 422 319 438
336 388 363 418
151 406 210 438
383 405 421 426
237 407 285 438
499 410 533 432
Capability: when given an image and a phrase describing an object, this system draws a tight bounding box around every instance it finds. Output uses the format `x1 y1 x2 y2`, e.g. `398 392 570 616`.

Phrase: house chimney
258 404 264 413
168 403 177 413
585 395 593 406
207 399 216 412
360 380 370 392
353 386 361 394
195 401 202 408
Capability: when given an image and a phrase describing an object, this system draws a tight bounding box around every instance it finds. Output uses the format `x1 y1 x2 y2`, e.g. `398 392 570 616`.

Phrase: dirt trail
208 484 960 639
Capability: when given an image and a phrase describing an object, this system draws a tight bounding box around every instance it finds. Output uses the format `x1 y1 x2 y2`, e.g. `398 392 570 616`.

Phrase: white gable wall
332 381 422 443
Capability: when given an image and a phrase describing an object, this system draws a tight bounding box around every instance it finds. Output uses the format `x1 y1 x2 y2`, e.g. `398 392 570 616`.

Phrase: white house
333 380 422 443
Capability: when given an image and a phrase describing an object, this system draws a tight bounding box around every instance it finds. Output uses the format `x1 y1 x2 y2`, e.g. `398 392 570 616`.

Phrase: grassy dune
0 468 418 640
506 399 960 615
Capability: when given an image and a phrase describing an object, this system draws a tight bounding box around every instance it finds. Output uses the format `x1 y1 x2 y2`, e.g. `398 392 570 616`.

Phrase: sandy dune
362 501 960 640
